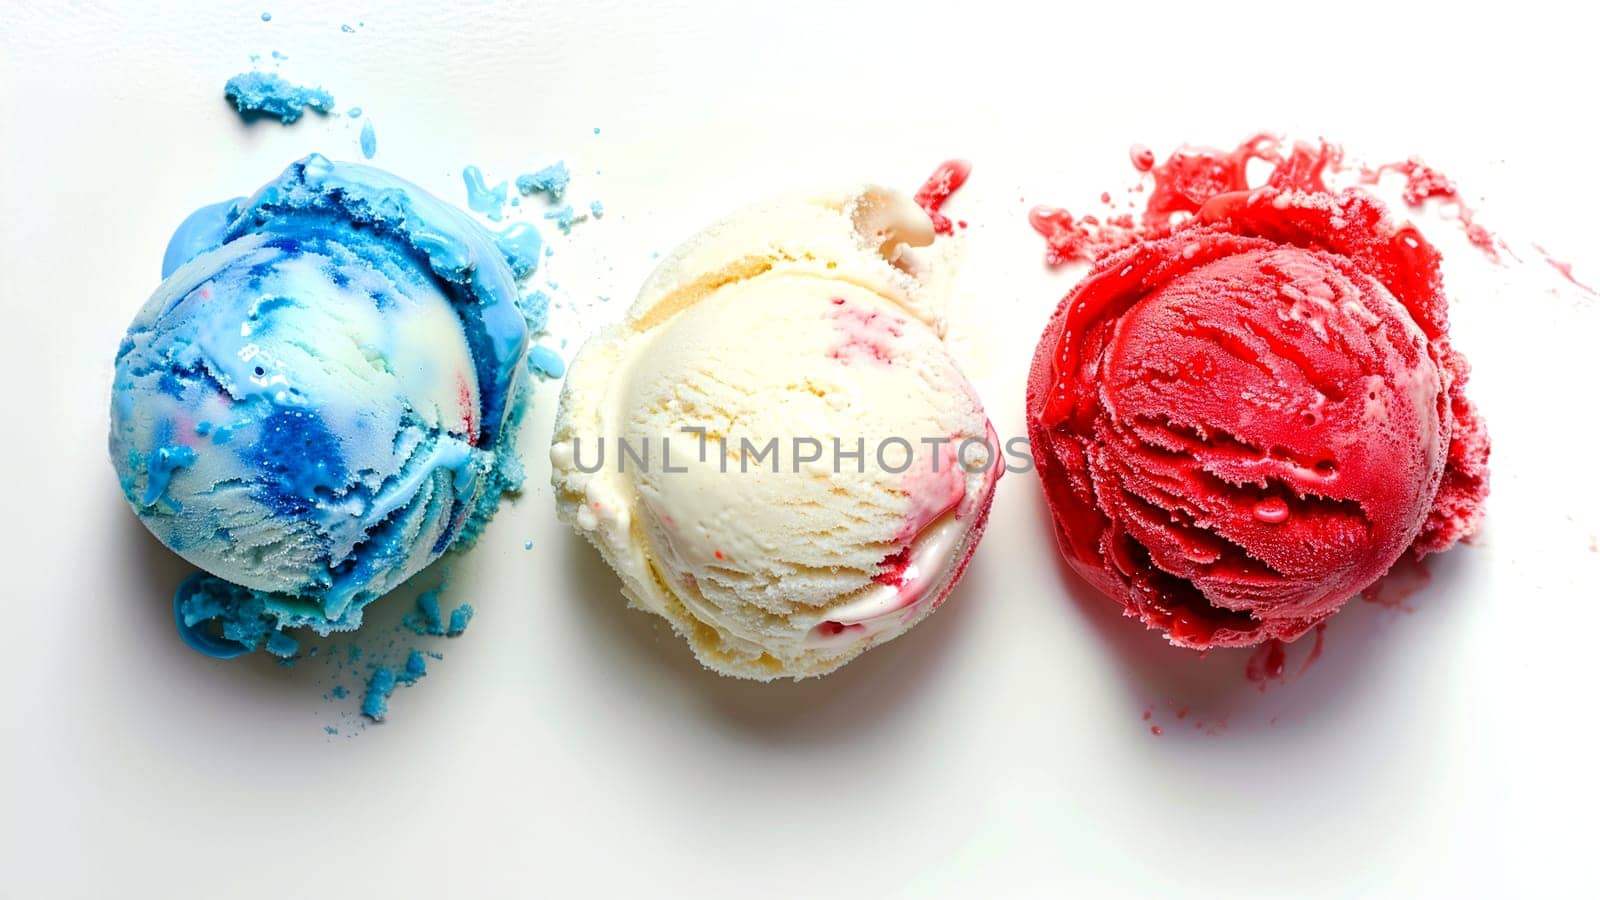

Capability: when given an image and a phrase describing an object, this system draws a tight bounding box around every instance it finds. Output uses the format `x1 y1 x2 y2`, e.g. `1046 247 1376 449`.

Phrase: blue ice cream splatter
527 346 565 378
359 120 377 159
265 630 299 658
495 223 542 279
462 166 508 221
111 155 534 658
223 72 335 124
589 200 605 219
142 445 196 507
515 163 569 201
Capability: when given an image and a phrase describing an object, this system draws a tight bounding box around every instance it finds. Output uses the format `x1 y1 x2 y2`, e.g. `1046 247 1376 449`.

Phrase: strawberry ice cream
1027 152 1489 648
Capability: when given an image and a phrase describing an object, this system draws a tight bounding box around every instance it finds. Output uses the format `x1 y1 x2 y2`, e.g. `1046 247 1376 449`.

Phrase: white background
3 1 1597 897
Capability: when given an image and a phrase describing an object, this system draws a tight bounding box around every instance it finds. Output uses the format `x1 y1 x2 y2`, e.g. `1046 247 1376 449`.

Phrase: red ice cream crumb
915 160 972 235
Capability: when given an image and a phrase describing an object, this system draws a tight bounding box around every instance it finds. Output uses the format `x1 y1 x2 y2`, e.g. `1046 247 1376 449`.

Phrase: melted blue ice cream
111 155 530 656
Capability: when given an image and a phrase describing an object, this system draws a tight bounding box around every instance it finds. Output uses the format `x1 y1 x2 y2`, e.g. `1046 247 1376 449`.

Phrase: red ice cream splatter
914 160 972 235
1534 244 1598 296
1359 159 1502 261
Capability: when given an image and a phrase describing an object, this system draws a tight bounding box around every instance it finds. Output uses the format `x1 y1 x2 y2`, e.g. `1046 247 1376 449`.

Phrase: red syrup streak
1298 623 1328 676
1361 554 1433 610
873 547 913 586
915 160 972 235
1534 244 1598 296
1245 639 1288 687
1243 621 1330 687
456 373 478 444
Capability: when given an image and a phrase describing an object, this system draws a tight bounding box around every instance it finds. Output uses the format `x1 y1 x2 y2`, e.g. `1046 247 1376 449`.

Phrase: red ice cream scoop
1026 186 1488 648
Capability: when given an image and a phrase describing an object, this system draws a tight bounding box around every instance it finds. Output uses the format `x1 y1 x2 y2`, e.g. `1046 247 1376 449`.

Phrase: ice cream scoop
110 155 529 655
1027 183 1489 648
552 187 998 679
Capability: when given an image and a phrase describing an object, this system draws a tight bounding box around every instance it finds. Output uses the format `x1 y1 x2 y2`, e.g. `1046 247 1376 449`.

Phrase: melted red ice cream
1026 148 1489 648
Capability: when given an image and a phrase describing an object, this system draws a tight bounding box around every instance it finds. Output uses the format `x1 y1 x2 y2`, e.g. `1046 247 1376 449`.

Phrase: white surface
2 1 1596 897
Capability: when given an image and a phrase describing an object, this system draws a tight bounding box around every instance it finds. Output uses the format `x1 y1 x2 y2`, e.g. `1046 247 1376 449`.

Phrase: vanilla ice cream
551 187 998 679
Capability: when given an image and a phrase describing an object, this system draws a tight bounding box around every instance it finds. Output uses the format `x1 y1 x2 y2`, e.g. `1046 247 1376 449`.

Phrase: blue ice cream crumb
341 23 355 33
524 540 533 550
398 649 427 683
329 684 348 699
462 166 508 222
359 121 377 159
519 290 551 334
324 726 338 735
446 604 474 637
361 666 396 720
402 588 446 636
544 205 584 234
592 127 601 135
271 51 287 61
113 155 535 657
527 346 565 379
515 163 569 201
223 72 335 124
142 445 196 507
589 200 604 219
496 224 543 279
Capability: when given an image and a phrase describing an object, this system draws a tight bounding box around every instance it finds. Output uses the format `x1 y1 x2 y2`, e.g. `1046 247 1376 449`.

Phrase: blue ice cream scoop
110 155 529 656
